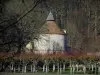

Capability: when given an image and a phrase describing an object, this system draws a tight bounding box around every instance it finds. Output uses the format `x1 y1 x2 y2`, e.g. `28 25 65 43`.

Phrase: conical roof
46 12 54 21
40 12 64 34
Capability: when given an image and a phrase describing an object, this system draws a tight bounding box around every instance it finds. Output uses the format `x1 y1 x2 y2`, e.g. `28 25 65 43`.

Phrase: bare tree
0 0 45 53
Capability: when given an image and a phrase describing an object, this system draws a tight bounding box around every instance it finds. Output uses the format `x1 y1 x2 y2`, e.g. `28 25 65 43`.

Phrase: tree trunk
33 64 36 73
87 5 91 38
94 11 97 41
10 63 14 72
18 65 20 72
95 63 97 75
48 64 49 72
70 59 72 74
53 64 55 72
63 63 65 72
76 64 79 72
31 65 33 72
83 65 86 74
60 64 62 73
14 67 15 73
98 66 100 73
70 67 72 74
89 64 90 71
72 65 75 74
57 63 60 73
24 65 26 73
43 64 45 72
91 64 94 72
46 65 48 73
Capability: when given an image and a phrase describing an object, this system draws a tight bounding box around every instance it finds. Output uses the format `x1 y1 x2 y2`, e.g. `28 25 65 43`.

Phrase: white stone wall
34 34 65 54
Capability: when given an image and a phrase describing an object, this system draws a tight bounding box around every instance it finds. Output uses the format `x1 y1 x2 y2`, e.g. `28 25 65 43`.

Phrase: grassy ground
0 72 95 75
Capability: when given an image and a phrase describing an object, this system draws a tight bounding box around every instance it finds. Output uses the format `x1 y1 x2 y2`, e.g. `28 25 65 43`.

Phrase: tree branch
0 0 43 32
0 41 18 46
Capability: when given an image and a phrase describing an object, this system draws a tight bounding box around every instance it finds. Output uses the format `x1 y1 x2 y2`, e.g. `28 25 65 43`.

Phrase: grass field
0 72 95 75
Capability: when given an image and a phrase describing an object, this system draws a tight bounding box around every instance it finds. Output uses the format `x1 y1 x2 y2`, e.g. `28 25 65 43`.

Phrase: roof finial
46 11 54 21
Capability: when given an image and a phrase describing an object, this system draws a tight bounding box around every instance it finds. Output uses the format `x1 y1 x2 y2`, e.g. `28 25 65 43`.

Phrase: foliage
0 52 99 63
